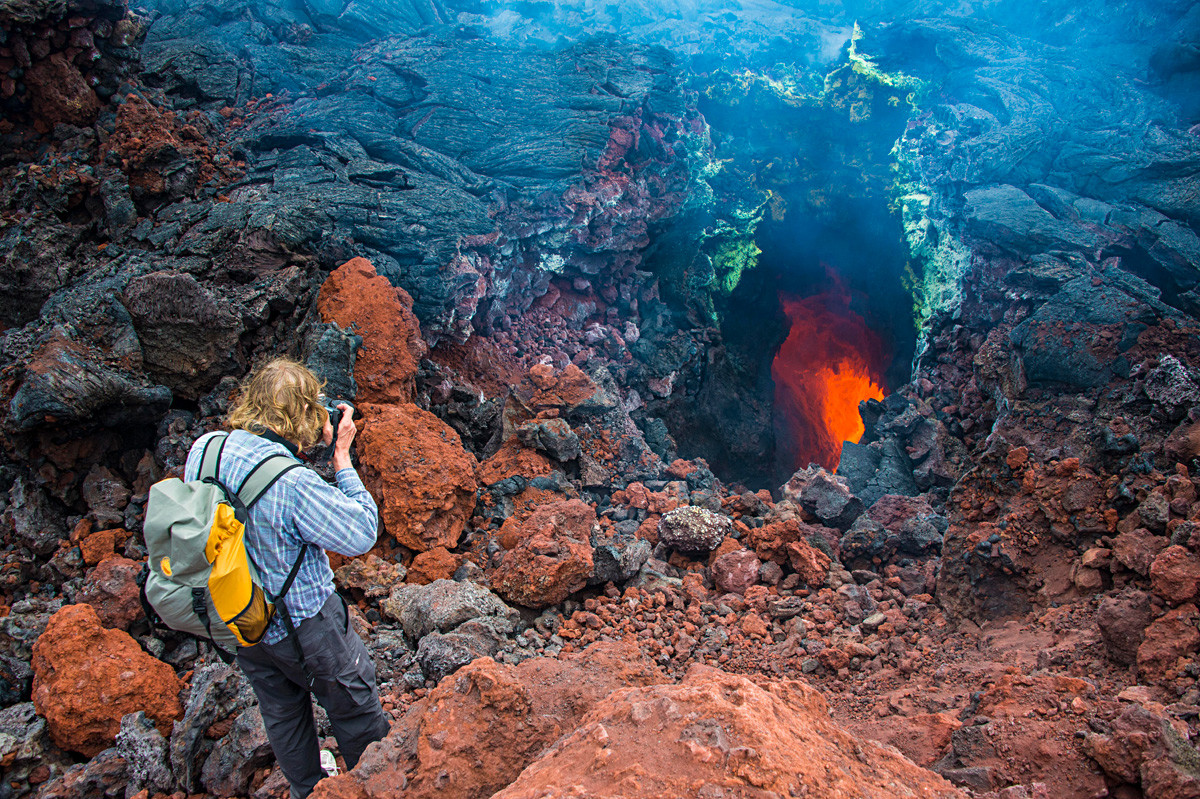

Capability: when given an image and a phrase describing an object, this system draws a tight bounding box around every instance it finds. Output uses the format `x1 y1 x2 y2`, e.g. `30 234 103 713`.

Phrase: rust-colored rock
477 437 554 486
76 556 143 631
357 402 478 552
1084 703 1200 797
79 528 119 566
494 665 965 799
1149 545 1200 604
311 641 666 799
317 258 427 404
24 53 99 126
1137 602 1200 683
492 499 596 608
512 363 599 412
31 604 183 757
788 537 833 587
745 517 840 565
1113 529 1169 576
711 547 760 595
407 547 460 585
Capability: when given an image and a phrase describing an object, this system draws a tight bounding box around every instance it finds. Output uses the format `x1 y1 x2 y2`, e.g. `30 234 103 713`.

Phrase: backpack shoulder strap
236 455 302 509
198 433 229 482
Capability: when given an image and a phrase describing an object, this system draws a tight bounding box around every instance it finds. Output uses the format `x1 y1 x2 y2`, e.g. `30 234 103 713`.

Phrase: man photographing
184 357 389 798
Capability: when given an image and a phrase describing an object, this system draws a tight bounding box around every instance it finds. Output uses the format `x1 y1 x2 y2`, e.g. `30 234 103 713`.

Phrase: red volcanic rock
1137 602 1200 683
1113 529 1169 576
31 604 183 757
1084 703 1200 796
79 528 119 566
493 665 965 799
317 258 427 404
492 500 596 608
1096 589 1154 666
76 556 143 631
24 52 99 126
788 538 833 587
711 547 760 595
512 363 598 412
1149 545 1200 604
310 641 666 799
477 437 554 486
357 403 478 552
745 517 840 565
407 547 459 585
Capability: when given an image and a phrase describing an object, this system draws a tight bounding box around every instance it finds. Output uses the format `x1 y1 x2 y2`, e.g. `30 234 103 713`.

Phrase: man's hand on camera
332 403 357 472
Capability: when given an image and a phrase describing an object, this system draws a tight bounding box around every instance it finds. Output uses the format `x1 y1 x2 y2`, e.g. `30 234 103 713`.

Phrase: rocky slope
2 0 1200 798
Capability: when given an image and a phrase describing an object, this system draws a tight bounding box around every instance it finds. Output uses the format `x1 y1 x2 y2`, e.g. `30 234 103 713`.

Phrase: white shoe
320 749 341 777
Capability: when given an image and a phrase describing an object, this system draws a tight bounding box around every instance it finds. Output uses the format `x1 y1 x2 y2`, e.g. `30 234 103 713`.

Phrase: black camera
320 397 355 448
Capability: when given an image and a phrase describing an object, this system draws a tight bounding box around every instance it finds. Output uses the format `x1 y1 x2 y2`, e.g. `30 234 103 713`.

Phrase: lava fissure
773 280 888 473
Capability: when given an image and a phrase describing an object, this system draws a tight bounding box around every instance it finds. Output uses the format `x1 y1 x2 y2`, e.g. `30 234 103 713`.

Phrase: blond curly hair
227 357 329 449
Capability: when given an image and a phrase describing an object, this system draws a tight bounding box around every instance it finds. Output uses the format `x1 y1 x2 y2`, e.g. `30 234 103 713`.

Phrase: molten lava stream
772 289 887 473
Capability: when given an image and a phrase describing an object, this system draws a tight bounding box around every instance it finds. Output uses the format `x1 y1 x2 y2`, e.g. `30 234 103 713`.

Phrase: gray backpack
140 433 306 658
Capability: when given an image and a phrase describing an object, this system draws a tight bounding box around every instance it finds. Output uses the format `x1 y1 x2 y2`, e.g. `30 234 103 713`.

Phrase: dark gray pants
237 593 390 799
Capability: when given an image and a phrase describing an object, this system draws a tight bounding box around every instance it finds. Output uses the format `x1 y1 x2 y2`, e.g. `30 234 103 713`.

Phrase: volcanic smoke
772 280 887 473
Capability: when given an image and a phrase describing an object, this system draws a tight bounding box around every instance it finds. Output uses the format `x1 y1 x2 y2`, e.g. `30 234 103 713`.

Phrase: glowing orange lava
772 284 887 473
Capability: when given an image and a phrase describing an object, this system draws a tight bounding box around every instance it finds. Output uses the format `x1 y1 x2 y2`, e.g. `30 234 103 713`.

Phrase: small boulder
333 554 406 602
383 579 518 641
1113 529 1169 576
712 548 761 595
200 706 273 797
782 466 865 531
408 547 460 585
81 465 131 529
1149 545 1200 605
787 538 833 587
590 524 652 585
116 711 175 798
317 257 427 404
1097 590 1153 666
77 556 143 631
31 604 183 757
357 402 478 552
492 500 596 609
657 506 731 552
515 417 581 461
1137 603 1200 684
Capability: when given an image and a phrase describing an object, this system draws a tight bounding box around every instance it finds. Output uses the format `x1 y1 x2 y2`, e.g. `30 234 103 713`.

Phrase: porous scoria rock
1149 545 1200 604
492 499 596 608
512 362 601 414
493 665 966 799
1137 602 1200 683
407 547 460 585
357 402 478 552
1083 702 1200 797
31 604 183 757
310 641 667 799
1096 589 1154 666
711 547 760 595
317 257 427 404
333 554 406 601
477 436 555 486
657 505 731 551
76 555 143 631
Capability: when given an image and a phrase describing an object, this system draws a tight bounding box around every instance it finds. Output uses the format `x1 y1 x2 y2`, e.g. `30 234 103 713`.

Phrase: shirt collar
255 429 303 460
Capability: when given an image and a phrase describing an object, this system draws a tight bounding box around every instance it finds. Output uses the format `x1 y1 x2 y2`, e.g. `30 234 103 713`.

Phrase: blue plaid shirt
185 429 379 644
